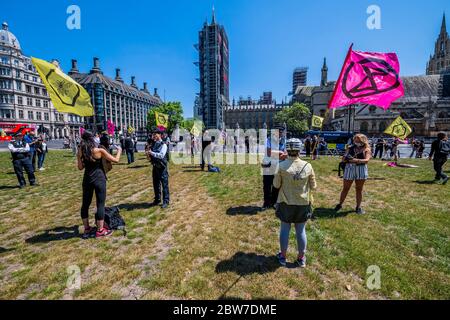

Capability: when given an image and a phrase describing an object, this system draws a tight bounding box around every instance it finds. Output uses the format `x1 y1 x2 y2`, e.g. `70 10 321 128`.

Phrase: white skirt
343 163 369 181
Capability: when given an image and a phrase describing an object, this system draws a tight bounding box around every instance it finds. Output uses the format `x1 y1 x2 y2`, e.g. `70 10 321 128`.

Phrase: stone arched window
360 121 369 133
379 122 387 133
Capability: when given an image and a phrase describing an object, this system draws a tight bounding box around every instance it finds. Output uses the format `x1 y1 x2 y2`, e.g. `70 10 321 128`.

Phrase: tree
147 102 184 132
182 118 195 131
274 102 311 133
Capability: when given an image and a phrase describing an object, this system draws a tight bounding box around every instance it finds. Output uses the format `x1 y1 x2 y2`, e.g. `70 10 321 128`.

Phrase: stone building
427 13 450 75
0 22 84 138
293 15 450 137
224 96 288 130
69 58 162 134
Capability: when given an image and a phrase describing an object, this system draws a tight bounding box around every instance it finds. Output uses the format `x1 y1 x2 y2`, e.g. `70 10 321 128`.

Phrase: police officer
8 133 37 188
147 128 170 209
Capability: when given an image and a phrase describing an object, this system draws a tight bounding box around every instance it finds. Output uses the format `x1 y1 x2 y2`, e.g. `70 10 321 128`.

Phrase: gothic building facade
293 14 450 137
427 14 450 75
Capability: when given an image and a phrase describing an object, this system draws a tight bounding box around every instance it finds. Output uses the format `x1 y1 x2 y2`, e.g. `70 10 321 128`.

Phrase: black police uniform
150 140 170 205
9 139 36 187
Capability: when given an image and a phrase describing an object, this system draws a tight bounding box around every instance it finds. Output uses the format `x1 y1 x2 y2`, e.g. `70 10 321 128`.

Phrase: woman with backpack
335 134 372 215
77 131 122 238
273 138 317 268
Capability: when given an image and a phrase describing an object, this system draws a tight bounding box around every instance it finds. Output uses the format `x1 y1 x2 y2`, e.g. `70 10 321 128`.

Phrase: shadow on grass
0 185 19 190
118 202 156 211
0 247 14 254
215 252 286 276
414 180 437 185
313 207 353 219
25 225 80 244
127 165 149 169
182 169 204 173
226 206 261 216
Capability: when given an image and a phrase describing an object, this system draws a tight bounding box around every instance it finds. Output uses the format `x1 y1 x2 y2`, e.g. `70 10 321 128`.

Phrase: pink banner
329 45 404 110
107 120 115 136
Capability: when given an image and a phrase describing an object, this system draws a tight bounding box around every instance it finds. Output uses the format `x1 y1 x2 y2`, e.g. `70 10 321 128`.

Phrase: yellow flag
31 57 94 117
384 116 412 140
311 115 324 129
155 111 169 130
190 120 203 136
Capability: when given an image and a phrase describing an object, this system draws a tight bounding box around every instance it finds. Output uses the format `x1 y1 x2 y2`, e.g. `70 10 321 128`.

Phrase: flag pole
328 43 354 110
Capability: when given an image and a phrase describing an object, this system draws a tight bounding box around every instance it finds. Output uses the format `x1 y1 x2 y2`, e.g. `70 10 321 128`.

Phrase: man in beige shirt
273 138 317 268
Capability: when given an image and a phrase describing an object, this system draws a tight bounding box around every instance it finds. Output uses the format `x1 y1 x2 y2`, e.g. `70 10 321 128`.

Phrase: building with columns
0 22 84 139
69 58 162 134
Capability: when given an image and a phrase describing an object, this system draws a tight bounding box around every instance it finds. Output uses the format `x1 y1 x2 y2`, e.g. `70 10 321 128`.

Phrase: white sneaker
39 168 45 171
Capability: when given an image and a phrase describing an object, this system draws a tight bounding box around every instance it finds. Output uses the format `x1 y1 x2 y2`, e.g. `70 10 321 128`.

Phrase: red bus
0 123 34 142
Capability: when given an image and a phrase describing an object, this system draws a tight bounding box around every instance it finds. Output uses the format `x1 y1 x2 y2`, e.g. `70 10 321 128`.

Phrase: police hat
152 127 164 135
286 138 302 151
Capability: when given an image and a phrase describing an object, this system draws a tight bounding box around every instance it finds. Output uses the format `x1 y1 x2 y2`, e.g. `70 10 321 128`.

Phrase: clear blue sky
2 0 449 117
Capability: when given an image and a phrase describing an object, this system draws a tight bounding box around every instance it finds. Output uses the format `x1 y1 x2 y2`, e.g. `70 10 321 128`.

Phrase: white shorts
343 163 369 181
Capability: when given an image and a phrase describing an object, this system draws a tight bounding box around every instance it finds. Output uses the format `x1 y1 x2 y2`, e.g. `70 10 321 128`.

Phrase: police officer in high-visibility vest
147 128 170 209
8 132 37 188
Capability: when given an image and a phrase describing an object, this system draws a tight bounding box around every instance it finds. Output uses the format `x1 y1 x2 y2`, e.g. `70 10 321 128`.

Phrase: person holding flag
335 134 372 215
77 131 122 238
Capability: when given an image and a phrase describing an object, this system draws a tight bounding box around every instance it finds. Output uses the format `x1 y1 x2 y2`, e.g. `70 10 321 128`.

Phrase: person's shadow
0 185 19 190
313 207 353 219
0 247 14 254
226 206 262 216
118 203 155 211
25 226 80 244
215 252 292 276
414 180 437 185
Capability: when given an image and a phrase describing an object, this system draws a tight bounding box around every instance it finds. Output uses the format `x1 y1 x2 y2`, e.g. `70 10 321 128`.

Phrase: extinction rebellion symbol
342 57 401 99
390 123 407 137
158 114 168 125
313 117 322 127
46 69 81 107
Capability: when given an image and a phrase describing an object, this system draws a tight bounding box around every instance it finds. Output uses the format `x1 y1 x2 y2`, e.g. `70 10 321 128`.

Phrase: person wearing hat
147 128 170 209
273 138 317 268
8 133 37 188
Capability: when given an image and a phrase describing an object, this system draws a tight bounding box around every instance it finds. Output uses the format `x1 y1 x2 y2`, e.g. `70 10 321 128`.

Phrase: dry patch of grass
0 152 449 300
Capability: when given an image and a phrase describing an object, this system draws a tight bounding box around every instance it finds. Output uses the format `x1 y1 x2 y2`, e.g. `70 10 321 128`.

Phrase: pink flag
79 127 85 136
328 45 404 110
107 120 115 136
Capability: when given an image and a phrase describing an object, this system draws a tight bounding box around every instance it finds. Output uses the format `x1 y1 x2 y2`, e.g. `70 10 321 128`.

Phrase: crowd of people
6 126 449 266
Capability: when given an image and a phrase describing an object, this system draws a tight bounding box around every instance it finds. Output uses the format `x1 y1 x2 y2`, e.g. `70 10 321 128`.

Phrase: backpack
208 165 221 173
440 141 450 156
104 207 127 235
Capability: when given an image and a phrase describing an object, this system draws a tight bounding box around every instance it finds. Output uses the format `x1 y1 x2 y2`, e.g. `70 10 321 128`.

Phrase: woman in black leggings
77 131 122 238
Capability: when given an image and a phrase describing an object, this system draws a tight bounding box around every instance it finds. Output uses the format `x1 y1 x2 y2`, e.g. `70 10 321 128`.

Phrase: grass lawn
0 150 448 300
